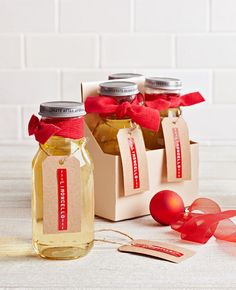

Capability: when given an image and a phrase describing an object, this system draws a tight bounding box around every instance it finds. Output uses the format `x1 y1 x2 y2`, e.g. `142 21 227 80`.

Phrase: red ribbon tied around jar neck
145 92 205 111
172 198 236 244
28 115 84 144
85 94 160 131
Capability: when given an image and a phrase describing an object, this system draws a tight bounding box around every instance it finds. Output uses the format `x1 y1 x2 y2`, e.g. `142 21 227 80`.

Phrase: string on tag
0 229 195 263
167 109 181 125
128 122 138 135
94 229 134 245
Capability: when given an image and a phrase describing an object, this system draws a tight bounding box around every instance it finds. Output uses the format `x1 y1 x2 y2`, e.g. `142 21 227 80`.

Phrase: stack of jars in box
82 74 204 222
85 75 204 155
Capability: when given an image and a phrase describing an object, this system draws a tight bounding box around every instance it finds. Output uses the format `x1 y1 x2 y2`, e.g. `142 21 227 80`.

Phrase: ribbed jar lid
39 101 85 118
99 81 139 96
108 73 143 80
145 77 182 90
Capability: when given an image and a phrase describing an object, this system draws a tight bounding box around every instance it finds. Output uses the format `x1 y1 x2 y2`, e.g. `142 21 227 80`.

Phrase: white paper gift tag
117 127 149 196
162 116 191 182
42 156 81 234
118 239 195 263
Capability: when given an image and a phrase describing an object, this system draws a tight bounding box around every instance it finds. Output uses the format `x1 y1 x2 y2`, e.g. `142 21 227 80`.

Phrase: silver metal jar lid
108 73 143 80
145 77 182 90
99 81 139 96
39 101 86 118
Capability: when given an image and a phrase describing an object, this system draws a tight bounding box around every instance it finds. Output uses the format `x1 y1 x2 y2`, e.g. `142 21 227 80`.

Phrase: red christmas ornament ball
149 190 185 226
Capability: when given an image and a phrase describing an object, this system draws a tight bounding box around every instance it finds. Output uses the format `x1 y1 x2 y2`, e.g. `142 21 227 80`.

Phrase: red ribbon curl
172 198 236 244
145 92 205 111
28 115 84 144
85 95 160 131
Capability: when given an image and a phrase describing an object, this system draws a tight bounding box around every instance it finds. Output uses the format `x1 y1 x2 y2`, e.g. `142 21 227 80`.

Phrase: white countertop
0 144 236 289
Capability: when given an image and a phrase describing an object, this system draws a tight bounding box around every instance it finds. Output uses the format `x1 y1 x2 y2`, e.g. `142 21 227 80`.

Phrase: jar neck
103 118 133 129
144 87 181 97
160 107 181 118
99 94 137 104
41 116 83 123
39 116 84 144
144 89 181 111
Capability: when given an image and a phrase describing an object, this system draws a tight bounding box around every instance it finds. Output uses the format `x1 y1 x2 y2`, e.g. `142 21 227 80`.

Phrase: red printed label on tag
128 137 140 189
57 168 68 231
133 242 183 257
117 127 149 196
172 128 182 179
118 239 195 263
162 116 191 182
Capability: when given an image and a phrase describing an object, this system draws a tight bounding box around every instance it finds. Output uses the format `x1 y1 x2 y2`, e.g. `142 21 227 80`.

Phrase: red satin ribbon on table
28 115 84 144
145 92 205 111
171 198 236 244
85 95 160 131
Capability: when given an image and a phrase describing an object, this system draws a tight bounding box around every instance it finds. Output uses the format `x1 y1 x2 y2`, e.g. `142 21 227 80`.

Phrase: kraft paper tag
117 127 149 196
118 239 195 263
42 156 81 234
162 116 191 182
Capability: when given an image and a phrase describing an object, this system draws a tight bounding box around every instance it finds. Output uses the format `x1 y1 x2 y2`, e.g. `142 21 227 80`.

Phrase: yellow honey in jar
30 101 94 260
92 81 140 155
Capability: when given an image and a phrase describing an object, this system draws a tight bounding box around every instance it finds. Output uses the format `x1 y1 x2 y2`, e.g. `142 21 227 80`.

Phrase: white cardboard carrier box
81 78 199 221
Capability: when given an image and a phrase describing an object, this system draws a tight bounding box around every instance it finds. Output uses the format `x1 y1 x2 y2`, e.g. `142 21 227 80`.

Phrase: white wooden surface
0 144 236 289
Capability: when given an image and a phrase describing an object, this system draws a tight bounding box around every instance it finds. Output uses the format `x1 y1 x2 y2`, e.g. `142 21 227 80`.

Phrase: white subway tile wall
0 36 22 68
0 0 235 144
60 0 132 33
135 0 208 33
0 0 55 33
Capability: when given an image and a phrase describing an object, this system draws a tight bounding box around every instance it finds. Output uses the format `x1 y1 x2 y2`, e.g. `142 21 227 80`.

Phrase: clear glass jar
92 81 140 155
142 77 182 150
31 102 94 260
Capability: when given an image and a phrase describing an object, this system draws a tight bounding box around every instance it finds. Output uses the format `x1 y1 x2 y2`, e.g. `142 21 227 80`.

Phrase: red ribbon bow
172 198 236 244
145 92 205 111
85 95 160 131
28 115 84 144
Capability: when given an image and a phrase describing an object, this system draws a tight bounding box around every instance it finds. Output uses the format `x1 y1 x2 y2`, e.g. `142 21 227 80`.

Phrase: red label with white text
172 127 182 179
42 156 81 234
133 243 183 257
118 239 195 263
117 128 149 196
57 168 68 231
128 137 140 189
162 116 191 182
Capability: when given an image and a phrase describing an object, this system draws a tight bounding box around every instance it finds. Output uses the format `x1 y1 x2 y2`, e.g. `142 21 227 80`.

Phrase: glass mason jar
142 77 182 150
31 101 94 260
108 73 143 80
92 81 140 155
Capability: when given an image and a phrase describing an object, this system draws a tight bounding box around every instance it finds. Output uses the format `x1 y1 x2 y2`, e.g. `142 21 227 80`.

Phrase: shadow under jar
92 81 140 155
142 77 182 150
31 101 94 260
